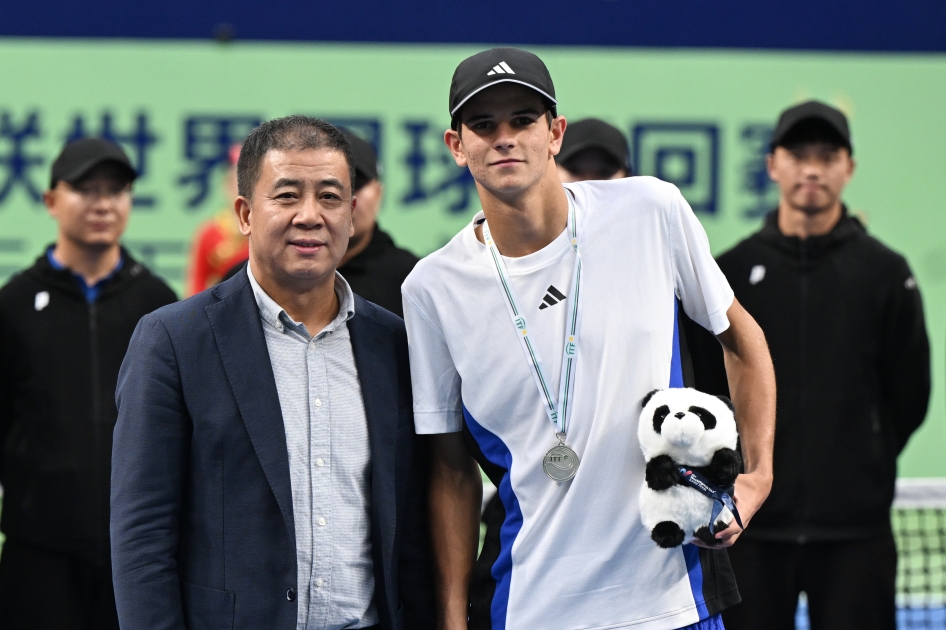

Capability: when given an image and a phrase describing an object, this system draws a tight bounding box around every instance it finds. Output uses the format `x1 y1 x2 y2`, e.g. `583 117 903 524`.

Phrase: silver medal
543 443 580 481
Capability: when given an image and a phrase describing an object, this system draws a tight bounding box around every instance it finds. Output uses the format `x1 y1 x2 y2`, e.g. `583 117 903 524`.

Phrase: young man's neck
475 168 570 258
777 199 844 240
52 238 121 286
251 260 340 336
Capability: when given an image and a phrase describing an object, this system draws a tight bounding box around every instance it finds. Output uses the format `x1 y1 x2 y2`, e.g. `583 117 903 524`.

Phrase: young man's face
44 162 132 250
237 147 355 290
445 83 565 198
767 142 855 215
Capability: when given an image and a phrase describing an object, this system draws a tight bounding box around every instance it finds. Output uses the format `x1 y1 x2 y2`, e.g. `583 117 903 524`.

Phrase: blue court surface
795 596 946 629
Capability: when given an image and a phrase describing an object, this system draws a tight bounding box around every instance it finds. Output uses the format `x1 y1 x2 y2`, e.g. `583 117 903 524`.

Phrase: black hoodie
0 249 176 563
685 209 930 542
339 225 419 318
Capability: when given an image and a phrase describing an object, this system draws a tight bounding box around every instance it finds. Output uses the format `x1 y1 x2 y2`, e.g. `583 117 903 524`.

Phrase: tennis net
795 478 946 629
892 478 946 629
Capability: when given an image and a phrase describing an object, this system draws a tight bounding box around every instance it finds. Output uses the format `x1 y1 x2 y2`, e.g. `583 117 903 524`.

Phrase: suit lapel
347 301 398 602
205 277 296 551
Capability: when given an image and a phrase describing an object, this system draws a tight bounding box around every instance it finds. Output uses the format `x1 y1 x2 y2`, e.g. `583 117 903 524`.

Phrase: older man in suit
111 116 434 630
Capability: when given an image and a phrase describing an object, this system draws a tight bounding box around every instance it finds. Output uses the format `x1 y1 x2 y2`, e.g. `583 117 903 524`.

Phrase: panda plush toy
637 388 742 549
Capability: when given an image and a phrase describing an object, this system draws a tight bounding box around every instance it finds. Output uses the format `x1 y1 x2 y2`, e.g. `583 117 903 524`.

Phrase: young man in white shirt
402 48 776 630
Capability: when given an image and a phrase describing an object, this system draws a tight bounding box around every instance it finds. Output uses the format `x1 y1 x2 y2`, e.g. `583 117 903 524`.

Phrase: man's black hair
237 115 355 199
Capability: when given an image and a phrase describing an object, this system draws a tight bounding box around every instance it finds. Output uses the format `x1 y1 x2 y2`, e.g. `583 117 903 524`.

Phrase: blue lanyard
677 466 744 534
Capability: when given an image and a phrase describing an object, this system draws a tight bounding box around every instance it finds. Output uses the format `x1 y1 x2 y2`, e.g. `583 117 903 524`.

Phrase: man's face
44 162 132 250
444 84 565 198
236 148 355 290
349 179 383 249
767 143 855 215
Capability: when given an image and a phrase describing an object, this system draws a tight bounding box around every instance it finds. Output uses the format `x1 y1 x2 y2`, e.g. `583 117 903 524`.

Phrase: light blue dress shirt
248 264 378 630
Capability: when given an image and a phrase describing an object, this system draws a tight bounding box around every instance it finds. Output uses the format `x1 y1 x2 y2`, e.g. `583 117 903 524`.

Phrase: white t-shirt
402 177 736 630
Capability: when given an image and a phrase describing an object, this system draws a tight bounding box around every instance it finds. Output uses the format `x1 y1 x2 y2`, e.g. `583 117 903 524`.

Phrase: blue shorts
677 613 724 630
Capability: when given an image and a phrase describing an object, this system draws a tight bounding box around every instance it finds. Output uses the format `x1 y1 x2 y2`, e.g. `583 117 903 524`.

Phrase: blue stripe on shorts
677 612 724 630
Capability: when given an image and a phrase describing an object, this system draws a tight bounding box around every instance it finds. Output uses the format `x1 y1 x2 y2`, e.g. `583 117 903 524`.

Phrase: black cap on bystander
339 128 379 192
50 137 137 189
556 118 631 175
770 100 852 154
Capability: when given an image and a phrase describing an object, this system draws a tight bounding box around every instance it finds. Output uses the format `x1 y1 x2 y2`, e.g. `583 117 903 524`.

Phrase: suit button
287 587 296 602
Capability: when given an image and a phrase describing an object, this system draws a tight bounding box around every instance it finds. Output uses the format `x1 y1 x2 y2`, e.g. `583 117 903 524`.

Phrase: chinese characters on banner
0 111 44 205
0 109 777 281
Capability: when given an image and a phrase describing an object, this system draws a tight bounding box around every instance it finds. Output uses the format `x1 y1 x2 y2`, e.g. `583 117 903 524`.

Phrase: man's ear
444 129 468 168
349 196 357 237
765 152 778 183
549 115 567 158
235 196 251 237
43 189 58 219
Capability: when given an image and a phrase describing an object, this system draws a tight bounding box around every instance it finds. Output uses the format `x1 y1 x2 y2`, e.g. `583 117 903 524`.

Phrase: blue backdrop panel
3 0 945 52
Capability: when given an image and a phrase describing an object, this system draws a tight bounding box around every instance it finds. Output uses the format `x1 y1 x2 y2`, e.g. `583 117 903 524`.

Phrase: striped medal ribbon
481 195 584 482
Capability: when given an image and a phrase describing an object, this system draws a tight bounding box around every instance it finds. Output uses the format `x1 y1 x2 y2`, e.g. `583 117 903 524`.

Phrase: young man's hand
690 468 772 548
691 299 776 550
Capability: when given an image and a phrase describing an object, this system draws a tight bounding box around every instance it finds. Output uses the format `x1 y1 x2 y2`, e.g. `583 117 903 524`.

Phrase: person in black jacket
555 117 632 182
335 129 419 317
111 115 434 630
0 138 176 630
685 101 930 630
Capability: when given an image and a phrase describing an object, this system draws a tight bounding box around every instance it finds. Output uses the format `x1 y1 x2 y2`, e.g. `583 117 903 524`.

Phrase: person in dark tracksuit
554 117 632 183
685 101 930 630
334 128 419 317
0 138 176 630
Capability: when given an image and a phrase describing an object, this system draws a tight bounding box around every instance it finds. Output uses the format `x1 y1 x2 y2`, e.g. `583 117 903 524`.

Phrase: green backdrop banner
1 39 943 476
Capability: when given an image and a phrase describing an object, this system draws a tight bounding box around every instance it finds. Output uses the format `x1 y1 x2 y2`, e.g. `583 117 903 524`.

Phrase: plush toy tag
677 466 744 534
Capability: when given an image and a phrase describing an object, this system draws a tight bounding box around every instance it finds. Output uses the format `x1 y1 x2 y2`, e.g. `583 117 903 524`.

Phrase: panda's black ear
717 396 734 412
642 389 661 408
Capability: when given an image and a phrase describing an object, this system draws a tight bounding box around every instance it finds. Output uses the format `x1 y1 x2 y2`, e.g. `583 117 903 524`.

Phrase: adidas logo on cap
449 47 557 119
487 61 516 76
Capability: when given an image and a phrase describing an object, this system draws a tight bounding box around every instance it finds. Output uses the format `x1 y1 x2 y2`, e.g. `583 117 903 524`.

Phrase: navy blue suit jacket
111 270 434 630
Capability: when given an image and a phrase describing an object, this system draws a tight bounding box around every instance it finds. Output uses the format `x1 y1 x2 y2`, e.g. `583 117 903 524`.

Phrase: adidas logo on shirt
487 61 516 76
538 285 567 310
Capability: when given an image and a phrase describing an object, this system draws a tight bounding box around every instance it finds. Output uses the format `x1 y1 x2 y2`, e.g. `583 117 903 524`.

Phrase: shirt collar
246 262 356 339
46 246 124 303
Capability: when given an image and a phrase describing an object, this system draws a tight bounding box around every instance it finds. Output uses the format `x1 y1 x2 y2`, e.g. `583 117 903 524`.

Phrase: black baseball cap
50 137 136 189
770 100 852 154
449 47 557 128
556 118 631 174
339 128 379 191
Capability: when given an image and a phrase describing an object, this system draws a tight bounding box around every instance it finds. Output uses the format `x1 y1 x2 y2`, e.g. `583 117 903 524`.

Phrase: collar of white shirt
246 262 356 340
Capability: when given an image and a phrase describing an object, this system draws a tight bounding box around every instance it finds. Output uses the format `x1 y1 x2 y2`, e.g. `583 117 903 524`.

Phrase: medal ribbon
677 466 745 534
481 195 582 438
